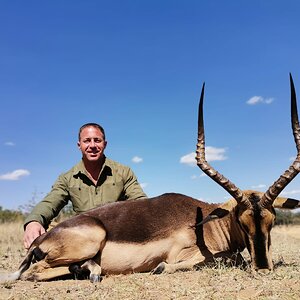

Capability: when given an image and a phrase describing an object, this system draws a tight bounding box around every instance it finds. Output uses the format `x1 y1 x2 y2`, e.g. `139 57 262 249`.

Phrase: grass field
0 222 299 300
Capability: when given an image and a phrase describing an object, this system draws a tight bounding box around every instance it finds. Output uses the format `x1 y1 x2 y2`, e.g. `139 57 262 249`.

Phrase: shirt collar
72 156 111 179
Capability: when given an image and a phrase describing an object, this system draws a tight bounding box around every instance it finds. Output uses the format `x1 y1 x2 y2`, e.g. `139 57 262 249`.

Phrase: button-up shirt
24 157 147 228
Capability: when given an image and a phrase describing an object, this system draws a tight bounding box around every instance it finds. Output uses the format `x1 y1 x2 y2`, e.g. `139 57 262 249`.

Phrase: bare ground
0 223 299 300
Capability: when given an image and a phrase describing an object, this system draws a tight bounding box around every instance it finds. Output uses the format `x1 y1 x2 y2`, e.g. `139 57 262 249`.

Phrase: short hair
78 123 106 141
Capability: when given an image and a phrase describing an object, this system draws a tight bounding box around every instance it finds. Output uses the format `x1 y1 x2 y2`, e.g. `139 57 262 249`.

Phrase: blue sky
1 1 300 210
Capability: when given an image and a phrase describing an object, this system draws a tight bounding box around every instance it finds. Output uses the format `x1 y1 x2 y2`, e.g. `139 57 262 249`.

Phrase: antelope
1 75 300 283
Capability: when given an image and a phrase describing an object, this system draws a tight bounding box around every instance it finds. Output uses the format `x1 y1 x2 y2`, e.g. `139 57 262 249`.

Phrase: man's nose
89 140 96 147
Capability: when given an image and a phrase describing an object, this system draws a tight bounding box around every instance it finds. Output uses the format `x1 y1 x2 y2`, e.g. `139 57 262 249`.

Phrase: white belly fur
100 229 194 274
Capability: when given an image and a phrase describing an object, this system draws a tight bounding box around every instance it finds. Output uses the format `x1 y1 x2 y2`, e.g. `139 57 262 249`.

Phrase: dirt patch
273 224 300 239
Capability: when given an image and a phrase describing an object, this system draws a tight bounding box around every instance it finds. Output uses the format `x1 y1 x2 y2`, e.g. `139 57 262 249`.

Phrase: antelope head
196 74 300 271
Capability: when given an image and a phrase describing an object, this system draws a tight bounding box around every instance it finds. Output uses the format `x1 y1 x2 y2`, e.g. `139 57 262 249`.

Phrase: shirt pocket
100 181 124 204
69 186 94 213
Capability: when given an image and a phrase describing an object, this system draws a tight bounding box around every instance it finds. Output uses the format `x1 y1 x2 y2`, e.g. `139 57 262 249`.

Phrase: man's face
77 126 107 162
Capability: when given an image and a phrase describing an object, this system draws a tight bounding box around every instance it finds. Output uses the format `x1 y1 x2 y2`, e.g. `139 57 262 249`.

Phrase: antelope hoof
151 262 166 275
90 274 102 283
69 264 82 275
256 268 271 275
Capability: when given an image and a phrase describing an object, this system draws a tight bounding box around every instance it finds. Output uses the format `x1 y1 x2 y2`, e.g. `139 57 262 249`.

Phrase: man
24 123 146 249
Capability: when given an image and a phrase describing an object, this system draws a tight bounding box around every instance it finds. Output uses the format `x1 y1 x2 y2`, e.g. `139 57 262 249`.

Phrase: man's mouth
88 152 99 156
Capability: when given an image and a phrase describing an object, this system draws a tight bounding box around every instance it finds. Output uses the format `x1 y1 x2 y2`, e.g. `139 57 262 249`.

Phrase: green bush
275 209 300 225
0 206 24 223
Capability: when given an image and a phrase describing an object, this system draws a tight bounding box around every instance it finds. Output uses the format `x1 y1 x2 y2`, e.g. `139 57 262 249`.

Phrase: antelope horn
196 83 245 204
260 74 300 207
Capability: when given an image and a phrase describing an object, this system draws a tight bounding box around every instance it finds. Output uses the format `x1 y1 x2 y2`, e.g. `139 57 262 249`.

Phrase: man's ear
197 198 238 226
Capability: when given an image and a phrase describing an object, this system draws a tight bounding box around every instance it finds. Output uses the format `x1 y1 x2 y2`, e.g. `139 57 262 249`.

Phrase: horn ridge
196 83 244 203
261 74 300 207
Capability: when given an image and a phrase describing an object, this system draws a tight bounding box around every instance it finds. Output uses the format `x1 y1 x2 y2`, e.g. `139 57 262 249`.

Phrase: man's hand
24 221 46 249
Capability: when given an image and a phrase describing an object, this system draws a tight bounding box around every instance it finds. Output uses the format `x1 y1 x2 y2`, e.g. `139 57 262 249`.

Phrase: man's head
78 123 106 141
77 123 107 163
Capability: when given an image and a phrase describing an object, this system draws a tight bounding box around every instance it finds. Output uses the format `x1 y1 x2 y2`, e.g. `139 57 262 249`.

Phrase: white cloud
191 174 207 180
280 189 300 196
205 146 228 161
246 96 274 105
180 153 195 166
264 98 274 104
180 146 227 167
132 156 143 163
251 184 266 189
4 142 15 146
0 169 30 181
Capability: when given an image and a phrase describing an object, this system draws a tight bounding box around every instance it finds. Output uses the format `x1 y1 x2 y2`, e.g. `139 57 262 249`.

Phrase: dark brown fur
84 193 215 243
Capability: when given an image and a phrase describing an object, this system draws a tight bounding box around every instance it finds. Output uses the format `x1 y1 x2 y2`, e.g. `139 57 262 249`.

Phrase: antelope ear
198 198 237 225
273 197 300 209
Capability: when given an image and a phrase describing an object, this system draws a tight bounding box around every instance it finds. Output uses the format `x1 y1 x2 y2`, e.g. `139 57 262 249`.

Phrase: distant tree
275 209 300 225
291 211 300 224
0 206 24 223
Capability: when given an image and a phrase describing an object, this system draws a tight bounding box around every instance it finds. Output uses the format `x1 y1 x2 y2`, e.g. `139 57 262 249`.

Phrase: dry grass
0 223 300 300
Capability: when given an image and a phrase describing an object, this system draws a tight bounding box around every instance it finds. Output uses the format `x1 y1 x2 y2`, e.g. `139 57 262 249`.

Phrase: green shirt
24 157 147 228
